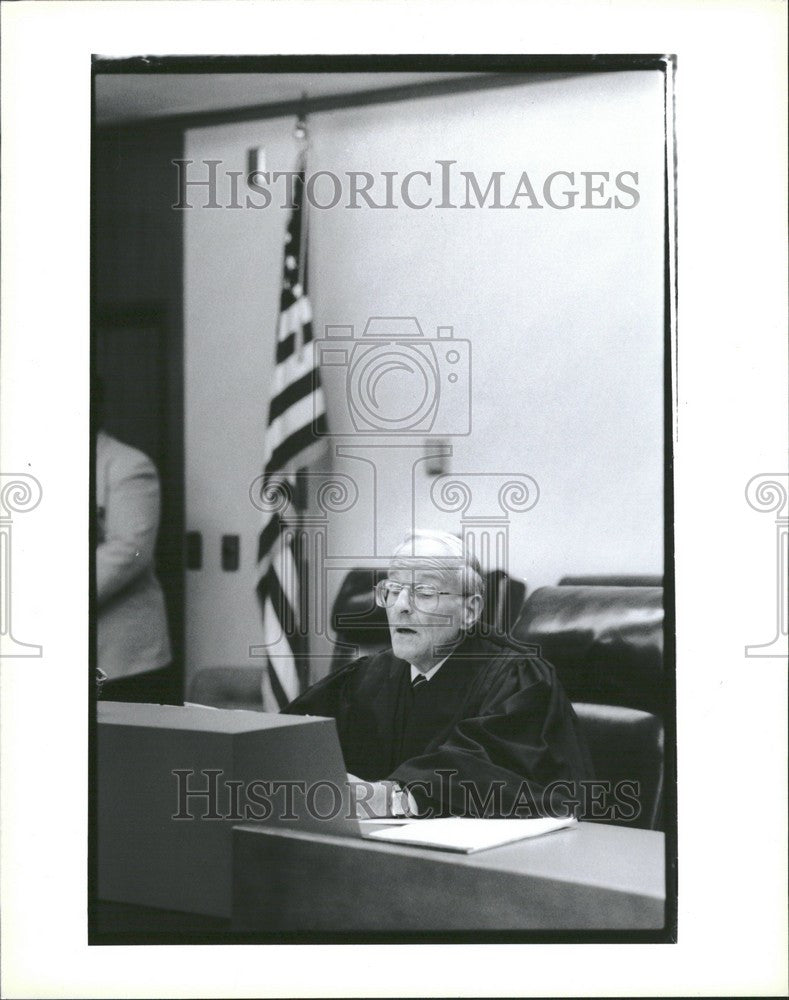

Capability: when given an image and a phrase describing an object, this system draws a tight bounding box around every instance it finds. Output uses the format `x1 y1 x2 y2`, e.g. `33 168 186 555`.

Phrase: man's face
384 539 473 670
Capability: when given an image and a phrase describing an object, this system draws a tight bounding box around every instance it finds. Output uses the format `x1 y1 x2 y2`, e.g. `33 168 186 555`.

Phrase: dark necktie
412 672 428 691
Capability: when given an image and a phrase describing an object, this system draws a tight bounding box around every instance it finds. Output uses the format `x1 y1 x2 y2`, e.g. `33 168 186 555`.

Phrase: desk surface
233 820 666 934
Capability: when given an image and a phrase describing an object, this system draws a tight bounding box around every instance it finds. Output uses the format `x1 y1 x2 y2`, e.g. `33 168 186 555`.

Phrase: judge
285 530 592 819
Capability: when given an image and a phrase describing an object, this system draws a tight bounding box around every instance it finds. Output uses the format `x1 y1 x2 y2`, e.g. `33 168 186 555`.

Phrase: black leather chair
573 702 664 831
513 584 666 830
512 585 664 716
328 568 391 673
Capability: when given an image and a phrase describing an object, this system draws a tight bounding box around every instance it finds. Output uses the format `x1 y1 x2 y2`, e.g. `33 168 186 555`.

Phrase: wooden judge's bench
232 822 665 933
94 703 667 940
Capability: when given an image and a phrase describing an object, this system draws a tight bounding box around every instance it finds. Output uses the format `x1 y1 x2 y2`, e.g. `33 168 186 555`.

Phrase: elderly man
285 530 591 818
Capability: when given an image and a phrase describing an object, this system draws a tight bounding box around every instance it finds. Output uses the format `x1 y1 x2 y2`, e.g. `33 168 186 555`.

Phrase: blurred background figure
95 377 173 702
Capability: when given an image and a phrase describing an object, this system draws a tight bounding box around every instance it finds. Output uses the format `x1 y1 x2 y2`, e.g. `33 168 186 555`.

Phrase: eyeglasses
374 580 463 612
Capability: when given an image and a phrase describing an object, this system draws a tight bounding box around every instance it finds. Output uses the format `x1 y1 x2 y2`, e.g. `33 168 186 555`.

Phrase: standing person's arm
96 453 161 605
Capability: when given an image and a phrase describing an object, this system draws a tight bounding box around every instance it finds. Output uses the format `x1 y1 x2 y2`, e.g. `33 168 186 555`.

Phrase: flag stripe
275 321 315 364
278 300 312 339
270 348 320 395
268 369 319 423
260 563 301 703
265 394 321 464
266 661 290 708
268 564 300 639
265 413 328 476
256 509 281 563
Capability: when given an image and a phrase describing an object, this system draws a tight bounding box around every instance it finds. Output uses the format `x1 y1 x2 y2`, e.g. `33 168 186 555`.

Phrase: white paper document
364 815 577 853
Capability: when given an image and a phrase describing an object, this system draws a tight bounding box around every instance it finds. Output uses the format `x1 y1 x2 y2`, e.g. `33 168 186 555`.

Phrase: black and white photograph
1 2 786 997
90 55 675 943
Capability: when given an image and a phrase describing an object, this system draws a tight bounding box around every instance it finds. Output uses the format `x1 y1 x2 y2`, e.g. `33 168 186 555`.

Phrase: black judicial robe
284 632 593 818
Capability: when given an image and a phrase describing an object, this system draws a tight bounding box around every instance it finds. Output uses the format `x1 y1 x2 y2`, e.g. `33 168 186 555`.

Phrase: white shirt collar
410 655 450 684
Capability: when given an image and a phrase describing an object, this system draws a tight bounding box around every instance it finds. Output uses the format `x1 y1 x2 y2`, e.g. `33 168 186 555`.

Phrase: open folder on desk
364 815 577 853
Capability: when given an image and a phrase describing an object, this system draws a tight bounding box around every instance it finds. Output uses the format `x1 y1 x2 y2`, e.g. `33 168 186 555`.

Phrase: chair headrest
483 569 527 633
513 585 664 715
559 575 663 588
330 568 390 643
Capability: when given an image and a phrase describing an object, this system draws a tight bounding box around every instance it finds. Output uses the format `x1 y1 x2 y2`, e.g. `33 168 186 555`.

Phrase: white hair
391 529 486 600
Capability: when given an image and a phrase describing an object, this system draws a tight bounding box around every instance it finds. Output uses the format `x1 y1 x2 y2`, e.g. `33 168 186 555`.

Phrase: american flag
255 160 327 710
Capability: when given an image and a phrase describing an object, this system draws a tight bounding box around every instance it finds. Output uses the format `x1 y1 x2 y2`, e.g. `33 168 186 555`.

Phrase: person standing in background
95 378 172 703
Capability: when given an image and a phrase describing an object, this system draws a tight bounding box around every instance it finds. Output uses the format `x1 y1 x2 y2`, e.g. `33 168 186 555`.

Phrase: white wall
184 71 665 682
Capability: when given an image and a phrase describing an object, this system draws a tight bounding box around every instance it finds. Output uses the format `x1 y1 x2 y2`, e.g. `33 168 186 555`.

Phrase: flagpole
296 97 310 307
294 101 310 693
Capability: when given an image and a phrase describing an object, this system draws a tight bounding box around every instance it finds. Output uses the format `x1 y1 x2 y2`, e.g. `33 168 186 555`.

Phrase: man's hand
346 773 396 820
346 773 416 819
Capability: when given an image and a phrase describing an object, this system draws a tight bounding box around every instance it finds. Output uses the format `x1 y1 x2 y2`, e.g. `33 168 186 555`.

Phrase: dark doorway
92 125 184 700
